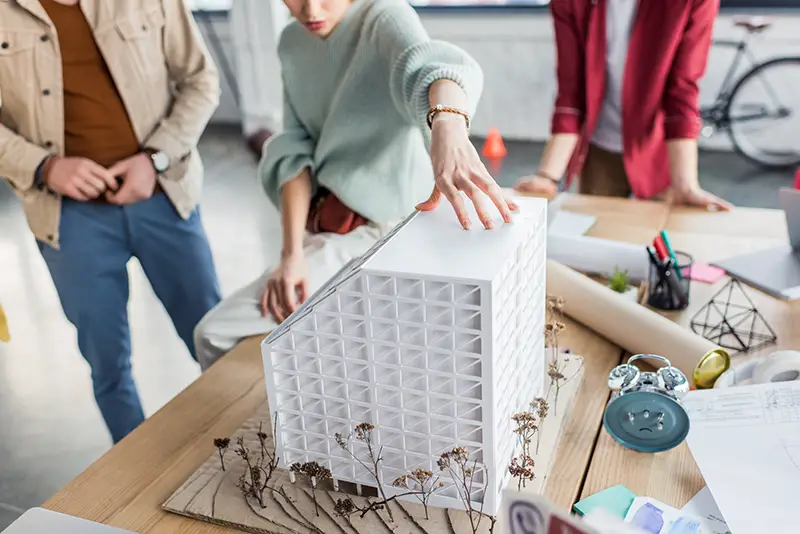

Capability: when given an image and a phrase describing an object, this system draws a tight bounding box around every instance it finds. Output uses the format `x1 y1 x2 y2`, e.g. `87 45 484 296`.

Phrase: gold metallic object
693 348 731 389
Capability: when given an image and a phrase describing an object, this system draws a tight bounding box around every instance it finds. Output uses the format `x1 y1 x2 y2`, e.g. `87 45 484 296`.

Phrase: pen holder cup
647 251 693 311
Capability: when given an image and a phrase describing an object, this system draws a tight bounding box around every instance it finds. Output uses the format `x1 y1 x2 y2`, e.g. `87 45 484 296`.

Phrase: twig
392 468 444 520
334 423 396 522
333 490 426 520
437 447 496 534
233 419 281 509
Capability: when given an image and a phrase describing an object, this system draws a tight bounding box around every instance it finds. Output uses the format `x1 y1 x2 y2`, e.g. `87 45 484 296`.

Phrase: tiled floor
0 125 794 530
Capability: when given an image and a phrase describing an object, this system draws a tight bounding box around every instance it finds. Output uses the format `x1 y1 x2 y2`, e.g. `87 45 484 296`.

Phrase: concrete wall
201 9 800 147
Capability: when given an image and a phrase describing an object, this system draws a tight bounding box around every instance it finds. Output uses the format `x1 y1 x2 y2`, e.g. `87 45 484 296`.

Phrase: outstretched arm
664 0 731 210
368 1 516 229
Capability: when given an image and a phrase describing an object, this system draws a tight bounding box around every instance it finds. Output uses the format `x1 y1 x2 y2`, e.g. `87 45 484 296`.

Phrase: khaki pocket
114 8 166 78
0 30 37 109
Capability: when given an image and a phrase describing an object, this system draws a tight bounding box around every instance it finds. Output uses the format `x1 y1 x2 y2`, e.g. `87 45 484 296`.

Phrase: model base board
163 357 584 534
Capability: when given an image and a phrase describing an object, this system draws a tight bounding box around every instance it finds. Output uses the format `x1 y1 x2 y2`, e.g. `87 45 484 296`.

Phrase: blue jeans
38 194 221 443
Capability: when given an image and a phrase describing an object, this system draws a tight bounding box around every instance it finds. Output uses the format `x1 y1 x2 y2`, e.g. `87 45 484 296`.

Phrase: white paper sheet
684 382 800 534
681 488 730 534
547 234 650 281
548 210 597 237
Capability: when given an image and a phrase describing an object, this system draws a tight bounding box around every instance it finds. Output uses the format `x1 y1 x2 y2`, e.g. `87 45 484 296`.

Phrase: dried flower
546 295 565 313
508 456 536 491
532 397 549 420
334 498 356 517
213 437 231 471
289 462 331 516
548 360 566 381
354 422 375 442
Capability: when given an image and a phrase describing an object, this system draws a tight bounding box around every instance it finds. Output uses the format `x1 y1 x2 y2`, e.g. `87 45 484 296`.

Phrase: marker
653 236 669 261
659 230 683 280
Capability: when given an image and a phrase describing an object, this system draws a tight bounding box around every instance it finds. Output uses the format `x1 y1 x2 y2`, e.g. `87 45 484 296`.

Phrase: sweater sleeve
258 87 316 209
365 1 483 136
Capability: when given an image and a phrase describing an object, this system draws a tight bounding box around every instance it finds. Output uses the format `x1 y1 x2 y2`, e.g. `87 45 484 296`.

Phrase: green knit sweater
259 0 483 224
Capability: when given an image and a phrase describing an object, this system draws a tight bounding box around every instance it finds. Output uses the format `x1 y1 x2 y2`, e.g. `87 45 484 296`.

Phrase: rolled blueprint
547 234 650 282
546 260 725 381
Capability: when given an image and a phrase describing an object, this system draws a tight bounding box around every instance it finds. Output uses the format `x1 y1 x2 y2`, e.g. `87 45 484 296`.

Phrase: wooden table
42 194 794 531
581 203 800 509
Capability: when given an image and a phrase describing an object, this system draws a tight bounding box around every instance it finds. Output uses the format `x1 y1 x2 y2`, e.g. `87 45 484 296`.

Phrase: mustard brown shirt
40 0 141 168
0 0 220 247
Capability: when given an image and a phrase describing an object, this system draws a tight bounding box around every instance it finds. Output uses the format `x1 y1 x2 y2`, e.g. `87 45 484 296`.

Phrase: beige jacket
0 0 220 247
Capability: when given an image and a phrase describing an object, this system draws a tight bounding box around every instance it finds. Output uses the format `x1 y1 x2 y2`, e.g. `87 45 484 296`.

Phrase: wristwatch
144 148 170 173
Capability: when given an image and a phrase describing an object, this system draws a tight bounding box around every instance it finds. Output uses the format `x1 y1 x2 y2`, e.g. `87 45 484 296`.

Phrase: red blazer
551 0 719 199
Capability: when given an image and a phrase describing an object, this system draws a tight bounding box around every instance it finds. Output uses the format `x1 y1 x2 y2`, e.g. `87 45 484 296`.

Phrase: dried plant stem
233 420 280 509
438 448 495 534
392 469 443 520
335 423 396 522
334 489 426 520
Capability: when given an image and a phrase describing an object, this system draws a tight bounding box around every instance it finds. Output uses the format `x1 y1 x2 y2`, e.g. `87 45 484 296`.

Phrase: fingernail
484 219 494 230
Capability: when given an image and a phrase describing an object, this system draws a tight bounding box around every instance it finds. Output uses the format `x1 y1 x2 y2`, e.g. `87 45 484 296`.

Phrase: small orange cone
482 127 507 159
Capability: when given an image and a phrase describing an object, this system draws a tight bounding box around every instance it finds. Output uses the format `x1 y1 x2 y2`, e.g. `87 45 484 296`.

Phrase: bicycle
700 16 800 169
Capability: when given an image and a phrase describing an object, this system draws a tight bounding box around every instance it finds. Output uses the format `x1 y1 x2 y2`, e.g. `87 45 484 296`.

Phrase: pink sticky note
686 262 726 284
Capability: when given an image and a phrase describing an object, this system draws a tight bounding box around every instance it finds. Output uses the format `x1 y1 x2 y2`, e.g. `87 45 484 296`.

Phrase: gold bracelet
426 105 471 131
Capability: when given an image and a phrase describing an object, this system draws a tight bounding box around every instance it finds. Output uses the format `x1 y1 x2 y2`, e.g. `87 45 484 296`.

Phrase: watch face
152 151 170 172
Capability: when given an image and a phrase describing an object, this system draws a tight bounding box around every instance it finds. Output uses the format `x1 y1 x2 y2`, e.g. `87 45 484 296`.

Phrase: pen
659 230 683 280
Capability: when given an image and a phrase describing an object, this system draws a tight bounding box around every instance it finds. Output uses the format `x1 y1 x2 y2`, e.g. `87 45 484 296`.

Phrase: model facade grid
262 197 548 516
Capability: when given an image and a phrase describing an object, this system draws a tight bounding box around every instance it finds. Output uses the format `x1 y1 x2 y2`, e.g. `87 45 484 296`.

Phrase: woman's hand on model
672 185 733 211
417 117 518 230
261 253 309 323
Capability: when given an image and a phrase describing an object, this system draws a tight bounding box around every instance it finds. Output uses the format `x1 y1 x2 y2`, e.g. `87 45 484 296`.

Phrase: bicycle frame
711 38 758 102
702 32 786 130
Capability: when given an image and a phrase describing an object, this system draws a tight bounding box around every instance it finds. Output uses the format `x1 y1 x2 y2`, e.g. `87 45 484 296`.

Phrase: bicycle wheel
726 57 800 169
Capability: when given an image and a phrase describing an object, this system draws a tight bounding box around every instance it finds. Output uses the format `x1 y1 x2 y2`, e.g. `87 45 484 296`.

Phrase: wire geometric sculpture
690 278 778 354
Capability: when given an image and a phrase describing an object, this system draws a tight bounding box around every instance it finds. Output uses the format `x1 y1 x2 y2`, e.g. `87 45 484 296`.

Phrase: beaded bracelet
426 104 471 131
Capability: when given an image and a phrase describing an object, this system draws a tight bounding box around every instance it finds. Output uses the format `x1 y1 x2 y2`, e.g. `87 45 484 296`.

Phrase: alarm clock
603 354 691 453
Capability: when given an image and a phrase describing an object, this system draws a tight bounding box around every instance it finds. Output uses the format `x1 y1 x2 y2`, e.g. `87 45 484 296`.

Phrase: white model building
262 196 547 516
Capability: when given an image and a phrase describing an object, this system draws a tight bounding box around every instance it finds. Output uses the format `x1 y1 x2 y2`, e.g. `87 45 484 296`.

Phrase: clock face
152 151 170 172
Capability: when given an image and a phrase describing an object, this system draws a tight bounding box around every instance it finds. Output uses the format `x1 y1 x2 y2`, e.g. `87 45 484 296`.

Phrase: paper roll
547 234 650 282
752 351 800 384
546 260 726 382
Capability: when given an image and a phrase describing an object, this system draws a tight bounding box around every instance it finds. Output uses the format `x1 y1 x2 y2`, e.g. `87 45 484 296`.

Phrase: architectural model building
262 196 548 516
